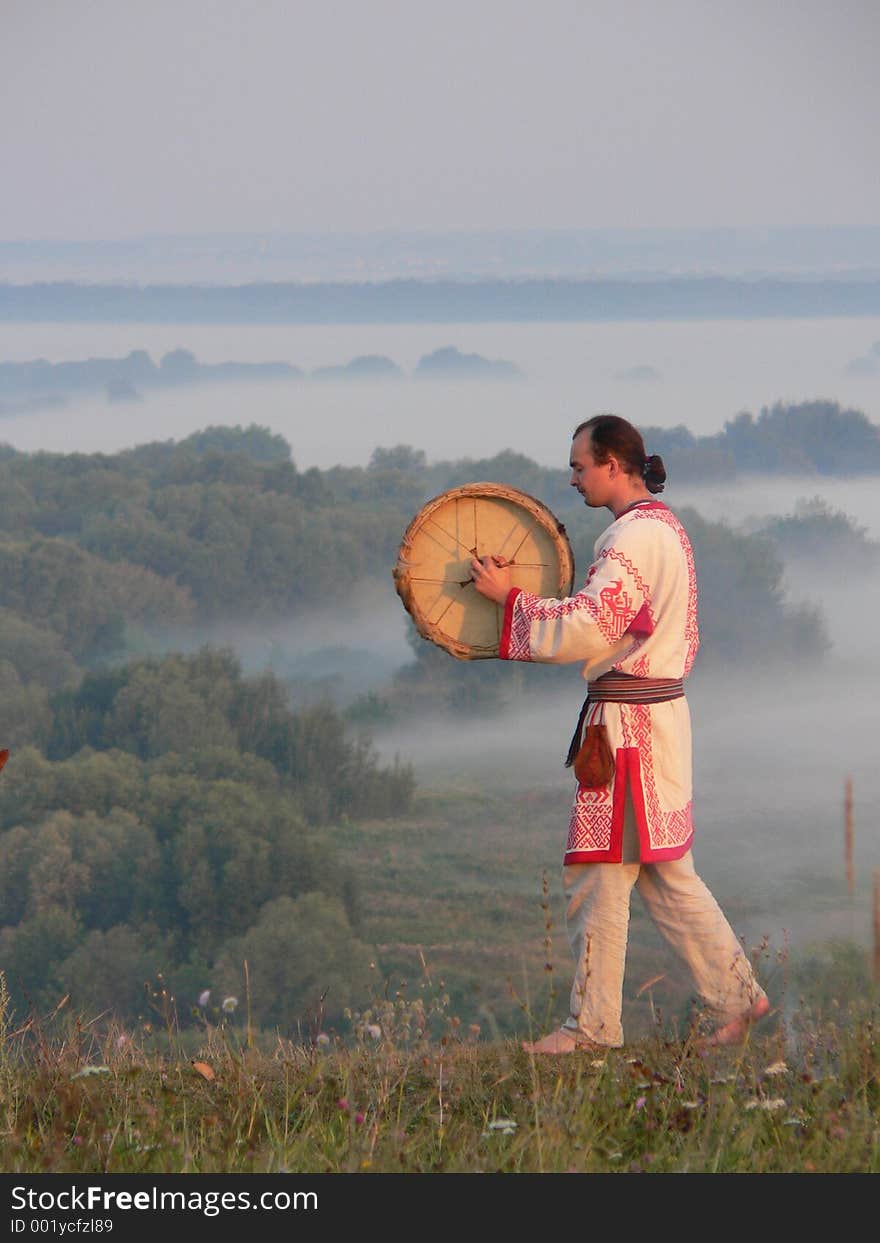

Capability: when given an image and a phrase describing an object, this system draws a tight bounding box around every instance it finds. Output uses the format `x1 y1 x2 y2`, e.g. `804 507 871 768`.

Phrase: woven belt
564 672 685 768
587 672 685 703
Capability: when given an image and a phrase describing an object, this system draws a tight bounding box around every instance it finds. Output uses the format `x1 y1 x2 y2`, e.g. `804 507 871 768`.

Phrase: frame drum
393 482 575 660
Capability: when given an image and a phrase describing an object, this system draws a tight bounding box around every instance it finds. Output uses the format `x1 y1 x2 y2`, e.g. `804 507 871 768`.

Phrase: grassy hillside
1 968 876 1174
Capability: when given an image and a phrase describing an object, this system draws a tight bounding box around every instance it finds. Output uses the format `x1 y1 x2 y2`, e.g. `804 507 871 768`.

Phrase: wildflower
744 1097 787 1112
763 1060 788 1077
365 1023 382 1040
72 1136 83 1146
221 996 238 1013
355 1112 365 1125
315 1032 331 1047
198 989 211 1008
635 1096 647 1111
337 1098 349 1113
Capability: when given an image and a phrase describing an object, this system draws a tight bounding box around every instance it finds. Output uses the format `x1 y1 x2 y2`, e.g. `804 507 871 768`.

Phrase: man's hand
470 554 512 605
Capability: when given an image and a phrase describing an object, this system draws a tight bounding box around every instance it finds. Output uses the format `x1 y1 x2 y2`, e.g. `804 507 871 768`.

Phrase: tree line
1 409 865 736
4 277 880 321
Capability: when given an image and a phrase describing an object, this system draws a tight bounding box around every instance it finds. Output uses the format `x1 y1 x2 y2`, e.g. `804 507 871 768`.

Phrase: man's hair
573 414 666 494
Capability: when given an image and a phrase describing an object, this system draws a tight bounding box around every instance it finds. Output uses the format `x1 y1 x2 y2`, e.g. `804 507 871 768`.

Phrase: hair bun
642 453 666 494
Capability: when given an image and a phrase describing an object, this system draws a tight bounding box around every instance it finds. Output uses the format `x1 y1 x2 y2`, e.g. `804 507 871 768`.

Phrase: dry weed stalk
844 775 854 898
873 870 880 986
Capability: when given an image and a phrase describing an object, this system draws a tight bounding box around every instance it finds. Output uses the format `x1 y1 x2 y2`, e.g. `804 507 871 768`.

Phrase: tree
213 893 374 1031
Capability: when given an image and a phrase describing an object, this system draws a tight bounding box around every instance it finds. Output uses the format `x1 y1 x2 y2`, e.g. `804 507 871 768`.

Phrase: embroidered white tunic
499 501 699 864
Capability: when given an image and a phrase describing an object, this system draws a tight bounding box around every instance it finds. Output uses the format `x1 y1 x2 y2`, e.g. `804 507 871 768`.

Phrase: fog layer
2 318 880 469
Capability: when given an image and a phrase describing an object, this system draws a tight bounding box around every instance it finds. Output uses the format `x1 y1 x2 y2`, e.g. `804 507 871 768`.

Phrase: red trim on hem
606 749 627 862
629 749 694 861
565 746 694 865
564 848 620 864
563 839 692 865
642 835 693 862
498 587 522 659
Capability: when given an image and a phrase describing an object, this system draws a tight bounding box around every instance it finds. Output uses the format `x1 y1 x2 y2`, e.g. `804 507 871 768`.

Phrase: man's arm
473 540 651 664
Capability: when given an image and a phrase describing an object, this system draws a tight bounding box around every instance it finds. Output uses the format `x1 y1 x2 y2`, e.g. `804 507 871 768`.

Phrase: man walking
470 414 769 1052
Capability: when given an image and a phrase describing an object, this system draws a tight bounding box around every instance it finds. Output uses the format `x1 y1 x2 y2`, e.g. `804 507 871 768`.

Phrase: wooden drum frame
393 482 575 660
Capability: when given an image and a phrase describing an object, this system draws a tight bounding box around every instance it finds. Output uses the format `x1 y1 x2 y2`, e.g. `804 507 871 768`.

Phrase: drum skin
393 482 575 660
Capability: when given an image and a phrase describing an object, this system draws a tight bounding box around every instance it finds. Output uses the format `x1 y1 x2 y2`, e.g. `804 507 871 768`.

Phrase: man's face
569 431 613 508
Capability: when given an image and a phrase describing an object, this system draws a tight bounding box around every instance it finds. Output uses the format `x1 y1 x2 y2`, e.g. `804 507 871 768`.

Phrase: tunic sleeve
499 530 652 664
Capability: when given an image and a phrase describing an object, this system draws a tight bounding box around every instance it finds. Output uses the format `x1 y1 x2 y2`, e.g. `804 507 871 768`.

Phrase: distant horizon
4 225 880 286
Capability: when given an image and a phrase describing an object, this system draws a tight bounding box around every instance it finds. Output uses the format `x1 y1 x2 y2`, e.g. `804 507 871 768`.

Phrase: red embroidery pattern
520 590 586 622
597 580 635 640
511 583 625 655
628 704 692 850
507 592 536 660
601 547 651 603
630 507 699 675
566 785 613 853
631 653 650 677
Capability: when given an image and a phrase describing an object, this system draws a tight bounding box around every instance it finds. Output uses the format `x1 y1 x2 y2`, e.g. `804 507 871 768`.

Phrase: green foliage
721 401 880 474
680 506 829 666
0 608 78 690
0 644 413 1028
42 649 415 821
0 416 857 687
0 663 52 748
214 893 374 1031
645 399 880 477
0 534 195 665
790 939 874 1014
756 497 880 569
55 925 176 1021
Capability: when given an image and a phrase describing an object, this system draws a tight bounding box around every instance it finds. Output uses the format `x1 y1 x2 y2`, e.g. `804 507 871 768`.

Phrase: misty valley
0 401 877 1045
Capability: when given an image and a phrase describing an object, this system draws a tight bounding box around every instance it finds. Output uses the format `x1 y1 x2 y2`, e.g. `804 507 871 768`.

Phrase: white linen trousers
560 795 767 1047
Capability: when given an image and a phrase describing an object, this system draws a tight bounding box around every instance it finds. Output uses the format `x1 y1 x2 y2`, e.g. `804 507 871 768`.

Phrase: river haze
2 317 880 475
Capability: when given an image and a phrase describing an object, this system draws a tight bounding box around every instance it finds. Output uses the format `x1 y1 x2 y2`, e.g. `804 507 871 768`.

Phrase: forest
3 276 880 321
0 401 875 1033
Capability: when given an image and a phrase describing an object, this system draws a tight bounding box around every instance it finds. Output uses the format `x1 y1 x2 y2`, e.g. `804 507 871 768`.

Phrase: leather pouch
572 722 615 788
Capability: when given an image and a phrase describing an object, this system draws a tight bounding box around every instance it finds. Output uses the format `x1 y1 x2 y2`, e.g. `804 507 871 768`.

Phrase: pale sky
2 0 879 240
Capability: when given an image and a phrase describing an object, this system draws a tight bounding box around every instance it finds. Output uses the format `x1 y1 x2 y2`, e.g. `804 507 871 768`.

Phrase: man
471 414 769 1052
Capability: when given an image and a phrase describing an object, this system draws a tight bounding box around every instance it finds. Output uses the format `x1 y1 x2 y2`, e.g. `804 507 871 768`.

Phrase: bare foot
521 1028 605 1055
699 996 771 1047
